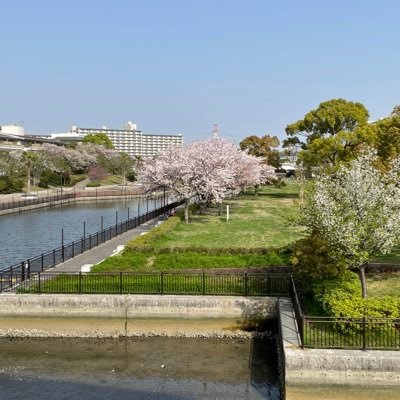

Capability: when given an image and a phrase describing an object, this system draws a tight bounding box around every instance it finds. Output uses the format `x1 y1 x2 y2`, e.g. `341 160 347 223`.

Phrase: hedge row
312 271 400 320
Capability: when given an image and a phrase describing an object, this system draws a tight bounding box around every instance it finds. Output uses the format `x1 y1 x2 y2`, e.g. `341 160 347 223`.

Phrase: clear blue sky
1 0 399 143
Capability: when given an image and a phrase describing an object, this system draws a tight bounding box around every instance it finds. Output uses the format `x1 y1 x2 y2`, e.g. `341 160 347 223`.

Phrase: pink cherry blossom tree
140 137 277 223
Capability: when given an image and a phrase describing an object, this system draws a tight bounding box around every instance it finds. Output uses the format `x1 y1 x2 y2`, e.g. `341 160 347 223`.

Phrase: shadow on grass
242 192 298 199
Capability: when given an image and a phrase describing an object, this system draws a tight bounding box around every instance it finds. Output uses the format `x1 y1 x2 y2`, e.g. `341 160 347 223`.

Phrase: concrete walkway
49 215 165 273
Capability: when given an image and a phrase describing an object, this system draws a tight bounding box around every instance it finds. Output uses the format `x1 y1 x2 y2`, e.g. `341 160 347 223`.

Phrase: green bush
0 175 23 193
311 271 400 320
38 171 71 188
291 232 348 278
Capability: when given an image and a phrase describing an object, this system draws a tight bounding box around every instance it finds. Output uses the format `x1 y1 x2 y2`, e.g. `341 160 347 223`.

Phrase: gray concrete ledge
0 294 278 319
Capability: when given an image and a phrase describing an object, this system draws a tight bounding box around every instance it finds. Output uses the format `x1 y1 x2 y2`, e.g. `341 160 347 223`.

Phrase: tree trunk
359 265 368 299
184 201 189 224
218 202 222 216
27 166 31 194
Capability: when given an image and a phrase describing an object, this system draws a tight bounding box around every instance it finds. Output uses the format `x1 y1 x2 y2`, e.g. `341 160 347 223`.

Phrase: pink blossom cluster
140 137 277 205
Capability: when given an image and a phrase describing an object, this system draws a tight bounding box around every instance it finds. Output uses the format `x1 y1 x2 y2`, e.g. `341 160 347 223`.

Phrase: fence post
38 272 41 293
244 273 248 296
41 253 44 272
202 271 206 295
161 272 164 294
27 259 31 279
10 268 13 289
21 262 25 282
79 272 82 294
119 272 123 295
362 315 367 351
53 249 56 266
72 242 75 258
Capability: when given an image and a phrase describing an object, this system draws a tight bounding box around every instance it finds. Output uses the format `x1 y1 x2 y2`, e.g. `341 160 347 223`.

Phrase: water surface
0 337 280 400
0 198 163 269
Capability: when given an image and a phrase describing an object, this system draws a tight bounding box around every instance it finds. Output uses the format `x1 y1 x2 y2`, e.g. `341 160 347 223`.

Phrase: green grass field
92 183 303 272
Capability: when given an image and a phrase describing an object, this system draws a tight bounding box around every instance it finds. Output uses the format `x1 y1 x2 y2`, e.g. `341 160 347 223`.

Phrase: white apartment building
60 121 183 158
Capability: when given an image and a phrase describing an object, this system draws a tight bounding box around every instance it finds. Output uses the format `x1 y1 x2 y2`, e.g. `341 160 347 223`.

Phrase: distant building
50 121 183 158
0 124 62 151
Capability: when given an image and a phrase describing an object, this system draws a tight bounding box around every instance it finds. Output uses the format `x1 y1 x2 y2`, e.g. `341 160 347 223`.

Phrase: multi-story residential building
55 121 183 158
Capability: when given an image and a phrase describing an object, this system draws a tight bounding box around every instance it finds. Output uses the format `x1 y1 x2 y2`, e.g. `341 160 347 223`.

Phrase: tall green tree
286 98 369 144
82 133 114 149
286 98 370 169
239 134 280 167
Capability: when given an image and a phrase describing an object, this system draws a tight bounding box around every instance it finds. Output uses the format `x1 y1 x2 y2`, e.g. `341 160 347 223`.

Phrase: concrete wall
278 299 400 387
0 294 277 319
0 198 77 216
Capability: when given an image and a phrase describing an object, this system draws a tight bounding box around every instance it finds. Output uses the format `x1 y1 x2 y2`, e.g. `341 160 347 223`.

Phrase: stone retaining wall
0 294 277 319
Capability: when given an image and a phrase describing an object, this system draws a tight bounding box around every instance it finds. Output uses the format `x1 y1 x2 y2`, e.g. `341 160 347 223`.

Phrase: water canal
0 198 162 269
0 336 280 400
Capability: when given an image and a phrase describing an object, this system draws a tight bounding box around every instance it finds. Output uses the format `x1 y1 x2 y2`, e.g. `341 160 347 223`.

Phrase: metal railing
0 200 182 279
276 300 286 400
302 316 400 350
0 193 75 211
0 271 291 296
289 275 400 351
289 275 304 346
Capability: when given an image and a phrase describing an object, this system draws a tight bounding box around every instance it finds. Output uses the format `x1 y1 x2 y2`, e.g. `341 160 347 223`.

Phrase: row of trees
0 142 135 194
139 137 277 223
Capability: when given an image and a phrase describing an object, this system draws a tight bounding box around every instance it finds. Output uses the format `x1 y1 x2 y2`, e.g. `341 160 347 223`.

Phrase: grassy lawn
92 183 304 272
153 184 303 250
366 272 400 297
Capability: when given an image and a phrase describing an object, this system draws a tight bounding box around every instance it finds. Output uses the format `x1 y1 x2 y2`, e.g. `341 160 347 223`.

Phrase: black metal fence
302 316 400 350
289 276 400 351
0 200 182 280
0 193 75 211
0 271 290 296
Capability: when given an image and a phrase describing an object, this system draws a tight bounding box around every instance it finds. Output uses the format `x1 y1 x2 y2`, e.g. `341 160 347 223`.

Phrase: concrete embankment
0 195 142 216
0 294 277 338
0 198 77 216
278 299 400 387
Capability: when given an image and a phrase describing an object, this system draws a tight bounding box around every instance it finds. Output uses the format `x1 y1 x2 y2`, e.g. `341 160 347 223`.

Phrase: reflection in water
0 198 162 269
0 337 281 400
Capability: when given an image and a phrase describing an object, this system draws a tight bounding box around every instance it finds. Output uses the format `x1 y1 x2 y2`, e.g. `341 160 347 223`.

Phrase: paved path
50 215 165 273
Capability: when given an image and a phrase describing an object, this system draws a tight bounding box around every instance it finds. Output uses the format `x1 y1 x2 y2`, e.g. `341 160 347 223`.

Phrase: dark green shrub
38 171 70 188
291 232 348 278
0 175 23 193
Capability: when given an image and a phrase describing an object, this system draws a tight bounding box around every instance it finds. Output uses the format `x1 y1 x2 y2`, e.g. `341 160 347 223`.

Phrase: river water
0 336 280 400
0 198 162 269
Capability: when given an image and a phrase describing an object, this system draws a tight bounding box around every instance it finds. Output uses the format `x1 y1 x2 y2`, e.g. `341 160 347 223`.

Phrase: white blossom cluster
301 150 400 269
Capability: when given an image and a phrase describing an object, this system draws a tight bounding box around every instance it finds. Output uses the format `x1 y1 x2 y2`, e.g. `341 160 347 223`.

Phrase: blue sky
1 0 399 144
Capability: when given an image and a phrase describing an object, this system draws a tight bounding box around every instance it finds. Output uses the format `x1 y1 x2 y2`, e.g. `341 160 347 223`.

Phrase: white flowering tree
140 137 277 223
300 150 400 298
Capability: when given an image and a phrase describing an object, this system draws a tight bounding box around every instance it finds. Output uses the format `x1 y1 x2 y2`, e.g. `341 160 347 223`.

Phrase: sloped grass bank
92 184 302 272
